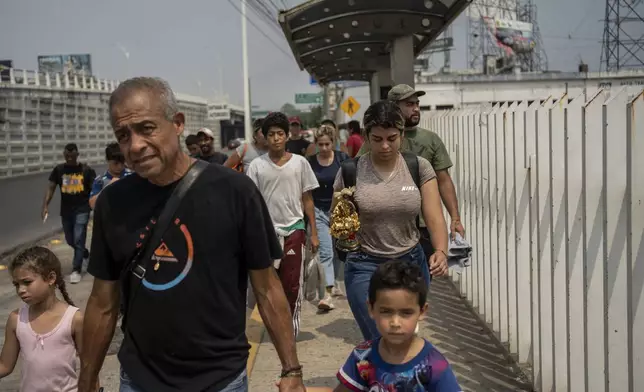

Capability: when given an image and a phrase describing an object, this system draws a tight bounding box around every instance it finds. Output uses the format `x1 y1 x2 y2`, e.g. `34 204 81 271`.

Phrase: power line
542 34 602 42
246 0 283 35
226 0 293 59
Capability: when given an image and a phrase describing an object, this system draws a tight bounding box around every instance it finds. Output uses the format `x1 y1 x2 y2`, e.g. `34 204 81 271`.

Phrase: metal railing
422 87 644 392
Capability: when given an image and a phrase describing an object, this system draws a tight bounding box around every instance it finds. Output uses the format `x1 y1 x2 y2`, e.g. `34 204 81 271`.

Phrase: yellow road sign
341 96 361 117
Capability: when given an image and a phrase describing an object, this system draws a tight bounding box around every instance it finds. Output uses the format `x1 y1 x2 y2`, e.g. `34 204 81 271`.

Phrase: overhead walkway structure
278 0 472 102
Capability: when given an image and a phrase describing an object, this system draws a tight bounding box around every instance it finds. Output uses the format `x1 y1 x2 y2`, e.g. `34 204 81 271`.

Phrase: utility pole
601 0 644 71
241 0 252 140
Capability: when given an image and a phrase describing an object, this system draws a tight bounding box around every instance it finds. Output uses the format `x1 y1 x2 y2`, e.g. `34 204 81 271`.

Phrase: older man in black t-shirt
79 77 306 392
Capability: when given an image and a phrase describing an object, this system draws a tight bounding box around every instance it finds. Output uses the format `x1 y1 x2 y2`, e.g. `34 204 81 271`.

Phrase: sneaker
70 271 82 284
318 295 335 311
331 286 344 297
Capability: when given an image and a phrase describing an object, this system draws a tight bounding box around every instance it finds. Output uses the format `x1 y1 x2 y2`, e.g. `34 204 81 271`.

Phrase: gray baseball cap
387 84 426 102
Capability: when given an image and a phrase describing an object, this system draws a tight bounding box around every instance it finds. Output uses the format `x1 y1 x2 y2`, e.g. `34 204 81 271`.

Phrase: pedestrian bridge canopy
278 0 472 84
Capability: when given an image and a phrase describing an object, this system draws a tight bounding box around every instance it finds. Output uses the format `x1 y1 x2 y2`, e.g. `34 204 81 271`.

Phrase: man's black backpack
335 151 431 261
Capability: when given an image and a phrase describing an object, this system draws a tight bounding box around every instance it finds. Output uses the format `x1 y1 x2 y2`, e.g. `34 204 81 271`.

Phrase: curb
0 228 64 263
245 305 265 377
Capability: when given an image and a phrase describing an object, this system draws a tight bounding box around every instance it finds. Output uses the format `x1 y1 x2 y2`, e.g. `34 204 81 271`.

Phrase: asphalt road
0 165 106 256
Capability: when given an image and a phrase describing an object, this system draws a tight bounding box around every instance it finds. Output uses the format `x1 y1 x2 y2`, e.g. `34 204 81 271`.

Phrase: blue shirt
338 338 462 392
90 169 133 198
308 151 347 212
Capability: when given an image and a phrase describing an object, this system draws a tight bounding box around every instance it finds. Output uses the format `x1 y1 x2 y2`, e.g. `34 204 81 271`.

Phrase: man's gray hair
109 77 179 125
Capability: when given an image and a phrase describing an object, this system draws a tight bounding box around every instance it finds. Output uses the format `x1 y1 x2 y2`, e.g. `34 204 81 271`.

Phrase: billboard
37 54 92 76
485 18 535 55
0 60 12 81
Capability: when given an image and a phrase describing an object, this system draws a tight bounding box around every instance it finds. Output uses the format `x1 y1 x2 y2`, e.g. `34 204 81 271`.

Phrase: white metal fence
422 87 644 392
0 69 219 179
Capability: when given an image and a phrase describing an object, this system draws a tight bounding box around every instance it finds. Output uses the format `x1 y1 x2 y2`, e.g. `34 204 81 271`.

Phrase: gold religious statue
330 186 361 252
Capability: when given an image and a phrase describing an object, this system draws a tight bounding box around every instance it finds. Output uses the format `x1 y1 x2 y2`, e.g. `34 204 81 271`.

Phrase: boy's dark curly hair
261 112 290 137
368 260 427 308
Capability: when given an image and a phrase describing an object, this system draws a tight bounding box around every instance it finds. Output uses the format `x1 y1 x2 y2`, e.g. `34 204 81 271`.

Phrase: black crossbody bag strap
120 160 208 330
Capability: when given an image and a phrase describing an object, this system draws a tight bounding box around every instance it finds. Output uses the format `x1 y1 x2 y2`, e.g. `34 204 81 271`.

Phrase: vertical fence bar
525 100 541 389
489 104 501 335
482 105 496 324
584 90 608 392
513 101 532 364
537 98 556 391
496 104 509 343
550 95 570 391
604 88 630 391
505 102 519 354
475 109 487 319
463 109 475 303
630 90 644 392
472 111 484 314
566 93 587 391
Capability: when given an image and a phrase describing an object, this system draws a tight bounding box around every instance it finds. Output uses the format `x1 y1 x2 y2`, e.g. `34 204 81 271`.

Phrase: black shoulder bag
119 159 208 330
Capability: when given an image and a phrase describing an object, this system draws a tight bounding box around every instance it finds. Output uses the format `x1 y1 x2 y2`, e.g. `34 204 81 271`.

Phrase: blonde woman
305 121 348 156
307 126 350 310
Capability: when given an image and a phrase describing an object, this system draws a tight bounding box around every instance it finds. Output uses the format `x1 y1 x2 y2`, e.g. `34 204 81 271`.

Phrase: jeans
345 243 430 341
314 207 341 289
119 368 248 392
61 212 90 273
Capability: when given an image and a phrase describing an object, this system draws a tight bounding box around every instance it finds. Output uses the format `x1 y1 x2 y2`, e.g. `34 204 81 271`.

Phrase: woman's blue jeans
345 243 430 341
315 206 341 288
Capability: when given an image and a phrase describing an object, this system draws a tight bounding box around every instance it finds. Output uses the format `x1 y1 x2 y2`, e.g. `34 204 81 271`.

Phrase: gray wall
0 83 218 180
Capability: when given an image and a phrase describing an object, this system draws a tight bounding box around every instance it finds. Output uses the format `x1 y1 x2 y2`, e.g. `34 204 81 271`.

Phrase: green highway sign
295 93 323 105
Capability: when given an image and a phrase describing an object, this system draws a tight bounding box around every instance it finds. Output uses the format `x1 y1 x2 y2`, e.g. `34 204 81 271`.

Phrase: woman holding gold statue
330 100 449 341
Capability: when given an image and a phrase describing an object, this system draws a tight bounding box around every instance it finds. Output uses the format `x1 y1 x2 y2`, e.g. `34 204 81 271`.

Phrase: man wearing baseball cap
285 116 311 156
358 84 465 246
196 128 228 164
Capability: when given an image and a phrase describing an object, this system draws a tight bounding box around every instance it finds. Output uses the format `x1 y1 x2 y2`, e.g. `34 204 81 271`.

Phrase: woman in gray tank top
331 100 449 341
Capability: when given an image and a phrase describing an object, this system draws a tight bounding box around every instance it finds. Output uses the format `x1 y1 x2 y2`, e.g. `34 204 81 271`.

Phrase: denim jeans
119 368 248 392
314 206 341 289
344 243 430 341
61 211 90 272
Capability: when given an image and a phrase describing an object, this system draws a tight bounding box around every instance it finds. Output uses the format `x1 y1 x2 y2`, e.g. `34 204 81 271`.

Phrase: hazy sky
1 0 609 110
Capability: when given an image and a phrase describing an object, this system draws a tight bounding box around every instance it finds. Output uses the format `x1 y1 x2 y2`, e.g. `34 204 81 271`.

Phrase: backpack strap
340 156 360 188
401 151 421 189
401 151 422 229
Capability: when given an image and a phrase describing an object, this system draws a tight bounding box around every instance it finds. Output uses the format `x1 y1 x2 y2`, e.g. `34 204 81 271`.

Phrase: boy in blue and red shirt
304 260 462 392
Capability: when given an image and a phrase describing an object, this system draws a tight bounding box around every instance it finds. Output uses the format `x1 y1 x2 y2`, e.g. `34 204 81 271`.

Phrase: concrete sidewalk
249 279 533 392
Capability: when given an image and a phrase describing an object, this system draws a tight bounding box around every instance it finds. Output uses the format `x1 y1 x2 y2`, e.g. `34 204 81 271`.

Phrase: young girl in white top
0 246 86 391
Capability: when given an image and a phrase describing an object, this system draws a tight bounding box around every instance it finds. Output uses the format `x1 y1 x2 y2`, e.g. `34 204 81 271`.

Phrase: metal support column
390 35 415 87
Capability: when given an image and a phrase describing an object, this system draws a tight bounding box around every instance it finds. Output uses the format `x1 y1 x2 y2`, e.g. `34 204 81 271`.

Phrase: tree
278 103 323 129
